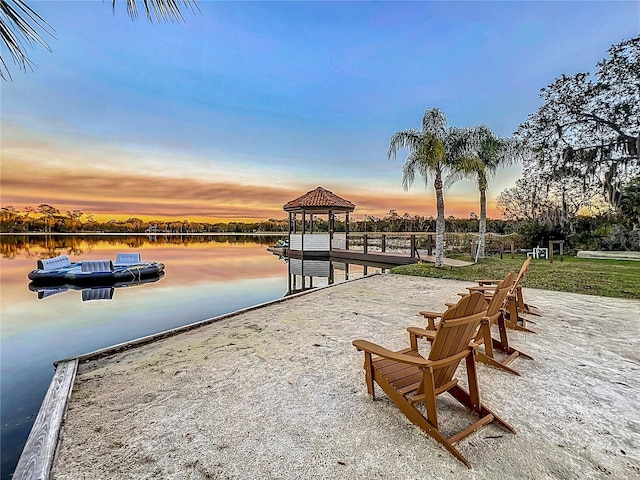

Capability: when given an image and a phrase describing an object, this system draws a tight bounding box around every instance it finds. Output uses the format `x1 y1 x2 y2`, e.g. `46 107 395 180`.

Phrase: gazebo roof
283 186 356 213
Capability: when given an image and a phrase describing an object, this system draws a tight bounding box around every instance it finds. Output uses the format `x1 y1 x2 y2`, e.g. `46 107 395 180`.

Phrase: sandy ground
52 274 640 479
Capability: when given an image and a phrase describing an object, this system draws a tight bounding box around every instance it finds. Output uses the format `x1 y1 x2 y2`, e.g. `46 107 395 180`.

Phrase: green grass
392 254 640 299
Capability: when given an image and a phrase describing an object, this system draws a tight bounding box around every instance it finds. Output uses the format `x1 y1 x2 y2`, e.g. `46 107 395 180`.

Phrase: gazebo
283 186 355 258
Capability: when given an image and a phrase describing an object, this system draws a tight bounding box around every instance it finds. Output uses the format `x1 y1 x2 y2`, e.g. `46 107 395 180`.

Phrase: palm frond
401 152 420 191
0 0 54 80
422 107 447 140
113 0 199 23
387 129 421 160
0 0 199 80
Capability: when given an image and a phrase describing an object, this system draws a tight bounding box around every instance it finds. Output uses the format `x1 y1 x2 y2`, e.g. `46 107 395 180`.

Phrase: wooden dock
329 248 417 266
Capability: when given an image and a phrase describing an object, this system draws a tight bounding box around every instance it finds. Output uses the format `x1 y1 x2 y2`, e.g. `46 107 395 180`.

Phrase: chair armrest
407 326 437 340
418 311 441 330
352 340 430 367
475 279 499 285
428 348 471 369
467 285 497 293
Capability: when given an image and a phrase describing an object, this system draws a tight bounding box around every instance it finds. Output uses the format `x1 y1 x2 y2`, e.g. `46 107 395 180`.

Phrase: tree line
1 204 517 235
3 203 633 253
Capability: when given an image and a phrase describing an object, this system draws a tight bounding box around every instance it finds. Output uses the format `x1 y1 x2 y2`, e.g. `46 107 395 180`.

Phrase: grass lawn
392 254 640 300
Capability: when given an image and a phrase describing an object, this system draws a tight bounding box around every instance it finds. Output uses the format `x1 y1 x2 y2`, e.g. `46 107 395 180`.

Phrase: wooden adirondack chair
410 287 532 376
464 270 516 297
447 270 515 309
352 292 515 468
462 258 538 333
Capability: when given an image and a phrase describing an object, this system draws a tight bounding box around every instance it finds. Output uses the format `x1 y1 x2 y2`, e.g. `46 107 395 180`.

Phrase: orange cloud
1 122 506 222
1 163 503 221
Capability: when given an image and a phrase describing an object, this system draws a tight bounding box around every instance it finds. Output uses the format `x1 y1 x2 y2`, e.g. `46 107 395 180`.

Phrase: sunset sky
2 1 638 223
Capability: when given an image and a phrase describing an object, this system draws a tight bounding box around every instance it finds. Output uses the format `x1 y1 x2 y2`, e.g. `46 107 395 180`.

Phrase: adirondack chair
352 292 515 468
462 258 538 333
410 287 532 376
447 271 515 309
464 270 516 297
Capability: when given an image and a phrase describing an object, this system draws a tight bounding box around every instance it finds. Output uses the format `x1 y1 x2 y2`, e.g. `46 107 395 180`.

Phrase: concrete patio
50 274 639 479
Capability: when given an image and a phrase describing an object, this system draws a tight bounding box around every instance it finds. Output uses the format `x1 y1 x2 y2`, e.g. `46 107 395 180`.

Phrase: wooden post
363 234 368 254
560 241 564 262
548 240 553 263
345 213 350 250
410 234 416 258
511 241 515 259
381 234 386 252
329 210 333 249
427 235 433 255
500 242 504 259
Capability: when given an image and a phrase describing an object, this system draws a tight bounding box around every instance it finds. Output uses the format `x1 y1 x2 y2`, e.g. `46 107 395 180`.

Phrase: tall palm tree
446 125 514 258
388 107 471 267
0 0 196 80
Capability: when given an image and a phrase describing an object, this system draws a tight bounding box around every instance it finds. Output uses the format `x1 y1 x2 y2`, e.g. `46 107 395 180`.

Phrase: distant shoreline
0 232 286 236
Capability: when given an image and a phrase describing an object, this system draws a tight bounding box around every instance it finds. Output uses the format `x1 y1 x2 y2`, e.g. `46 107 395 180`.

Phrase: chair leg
490 338 533 360
465 352 482 414
371 367 474 468
363 352 375 399
505 298 537 333
516 287 541 316
479 320 494 358
448 384 516 434
476 351 520 376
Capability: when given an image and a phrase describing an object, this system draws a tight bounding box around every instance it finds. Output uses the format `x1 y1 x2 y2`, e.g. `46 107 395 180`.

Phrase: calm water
0 234 383 478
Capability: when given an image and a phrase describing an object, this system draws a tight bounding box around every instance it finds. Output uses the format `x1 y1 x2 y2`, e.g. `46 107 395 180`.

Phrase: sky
1 1 639 223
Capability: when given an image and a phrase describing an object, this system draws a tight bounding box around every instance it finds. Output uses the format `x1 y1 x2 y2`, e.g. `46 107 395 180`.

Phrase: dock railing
342 232 522 260
344 233 434 258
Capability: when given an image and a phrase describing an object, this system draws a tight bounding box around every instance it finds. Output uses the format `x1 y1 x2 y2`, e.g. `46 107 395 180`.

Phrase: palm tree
0 0 197 80
446 125 514 258
388 107 472 267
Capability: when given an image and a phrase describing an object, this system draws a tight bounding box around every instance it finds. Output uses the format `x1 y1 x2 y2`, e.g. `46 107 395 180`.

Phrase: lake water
0 234 385 479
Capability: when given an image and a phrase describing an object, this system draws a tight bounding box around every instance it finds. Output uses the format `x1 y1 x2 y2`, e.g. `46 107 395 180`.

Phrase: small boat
266 239 288 255
28 273 164 301
28 253 165 287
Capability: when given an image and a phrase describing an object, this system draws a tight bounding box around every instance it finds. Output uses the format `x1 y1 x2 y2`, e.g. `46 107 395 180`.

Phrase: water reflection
286 256 388 295
1 234 285 260
28 274 165 301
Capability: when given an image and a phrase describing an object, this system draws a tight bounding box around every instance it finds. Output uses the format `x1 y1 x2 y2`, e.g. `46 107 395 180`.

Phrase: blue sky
2 1 638 221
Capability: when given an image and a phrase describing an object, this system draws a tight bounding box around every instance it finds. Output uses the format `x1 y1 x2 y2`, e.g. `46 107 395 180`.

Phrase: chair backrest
442 290 487 321
428 292 487 388
514 257 532 287
37 255 72 271
81 260 114 272
485 287 510 319
115 253 142 265
496 271 516 290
